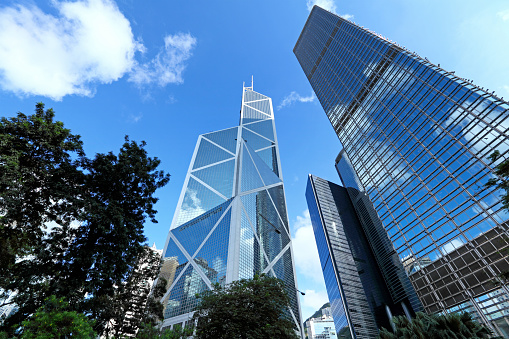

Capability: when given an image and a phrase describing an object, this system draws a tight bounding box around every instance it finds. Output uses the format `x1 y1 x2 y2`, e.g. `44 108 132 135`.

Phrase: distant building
306 175 414 338
306 311 336 339
295 5 509 336
321 307 331 318
103 244 163 338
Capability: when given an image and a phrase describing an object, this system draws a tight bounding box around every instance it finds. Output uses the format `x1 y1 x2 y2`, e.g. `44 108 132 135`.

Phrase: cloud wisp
498 10 509 21
306 0 337 13
0 0 196 101
129 33 197 87
278 91 315 110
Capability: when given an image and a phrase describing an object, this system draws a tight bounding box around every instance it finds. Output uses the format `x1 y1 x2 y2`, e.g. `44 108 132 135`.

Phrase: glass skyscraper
295 5 509 336
306 175 417 338
160 83 303 335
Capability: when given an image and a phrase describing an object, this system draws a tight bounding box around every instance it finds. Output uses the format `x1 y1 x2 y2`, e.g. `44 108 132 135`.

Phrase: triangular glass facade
244 142 282 186
161 85 303 335
192 159 235 198
241 127 274 151
202 127 238 154
244 119 275 141
173 200 231 258
192 138 234 170
256 146 279 176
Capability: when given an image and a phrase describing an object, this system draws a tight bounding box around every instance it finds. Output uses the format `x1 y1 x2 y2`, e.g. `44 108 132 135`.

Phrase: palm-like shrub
377 311 495 339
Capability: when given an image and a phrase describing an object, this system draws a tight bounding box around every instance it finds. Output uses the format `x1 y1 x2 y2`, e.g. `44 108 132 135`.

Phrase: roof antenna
251 75 253 89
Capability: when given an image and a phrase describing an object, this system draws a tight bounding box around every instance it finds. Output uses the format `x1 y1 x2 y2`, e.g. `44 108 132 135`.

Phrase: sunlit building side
295 5 509 336
160 83 303 336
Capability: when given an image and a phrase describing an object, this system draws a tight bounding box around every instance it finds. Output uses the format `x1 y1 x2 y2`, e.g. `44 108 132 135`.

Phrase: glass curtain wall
160 85 303 335
295 5 509 336
306 175 400 338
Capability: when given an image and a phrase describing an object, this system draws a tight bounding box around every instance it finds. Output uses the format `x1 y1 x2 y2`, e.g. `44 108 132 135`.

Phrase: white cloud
504 85 509 95
129 33 197 87
300 289 329 315
498 10 509 21
291 210 324 284
340 14 354 20
294 209 311 230
179 188 206 225
441 238 464 255
306 0 337 13
277 91 315 110
0 0 141 100
0 0 197 101
128 112 143 123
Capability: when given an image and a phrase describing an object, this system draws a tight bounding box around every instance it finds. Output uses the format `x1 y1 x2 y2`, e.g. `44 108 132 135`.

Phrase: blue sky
1 0 508 321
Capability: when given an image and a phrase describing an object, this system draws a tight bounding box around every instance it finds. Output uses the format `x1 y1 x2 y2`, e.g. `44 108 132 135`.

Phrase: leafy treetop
192 274 299 339
377 312 494 339
0 103 170 335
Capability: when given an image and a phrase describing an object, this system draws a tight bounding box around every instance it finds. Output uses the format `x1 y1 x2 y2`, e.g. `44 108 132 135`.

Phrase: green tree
0 103 84 272
486 150 509 284
20 296 96 339
377 312 493 339
0 104 170 335
192 274 299 339
486 150 509 211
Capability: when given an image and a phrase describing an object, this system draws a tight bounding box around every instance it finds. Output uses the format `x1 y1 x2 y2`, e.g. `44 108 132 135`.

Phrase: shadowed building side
307 174 413 338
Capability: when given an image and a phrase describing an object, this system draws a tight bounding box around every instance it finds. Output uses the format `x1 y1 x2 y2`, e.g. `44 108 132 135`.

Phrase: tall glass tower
295 5 509 336
160 83 303 335
306 174 407 338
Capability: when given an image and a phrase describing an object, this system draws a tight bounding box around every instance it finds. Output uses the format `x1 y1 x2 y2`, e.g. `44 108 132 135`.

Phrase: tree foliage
0 103 84 272
0 104 170 335
377 312 494 339
486 150 509 284
192 275 299 339
20 296 96 339
487 150 509 212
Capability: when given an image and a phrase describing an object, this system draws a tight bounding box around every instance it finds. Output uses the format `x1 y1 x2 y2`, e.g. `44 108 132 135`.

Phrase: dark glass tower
307 175 413 338
295 5 509 336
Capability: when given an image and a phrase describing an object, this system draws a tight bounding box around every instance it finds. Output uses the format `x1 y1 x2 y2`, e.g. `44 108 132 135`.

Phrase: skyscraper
295 5 509 336
306 174 417 338
160 83 303 335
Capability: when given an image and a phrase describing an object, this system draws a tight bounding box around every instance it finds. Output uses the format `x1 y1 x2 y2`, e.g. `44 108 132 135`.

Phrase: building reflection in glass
295 5 509 336
159 84 303 335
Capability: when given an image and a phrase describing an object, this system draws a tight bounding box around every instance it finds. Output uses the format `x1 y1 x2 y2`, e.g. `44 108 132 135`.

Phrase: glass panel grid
295 6 509 334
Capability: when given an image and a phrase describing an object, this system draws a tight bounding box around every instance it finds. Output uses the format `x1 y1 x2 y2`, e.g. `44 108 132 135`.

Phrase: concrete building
306 309 337 339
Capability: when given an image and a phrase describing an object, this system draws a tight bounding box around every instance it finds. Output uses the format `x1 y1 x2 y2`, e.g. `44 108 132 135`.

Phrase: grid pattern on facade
307 175 383 338
295 5 509 336
336 152 422 312
410 226 509 312
448 288 509 337
160 86 303 334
